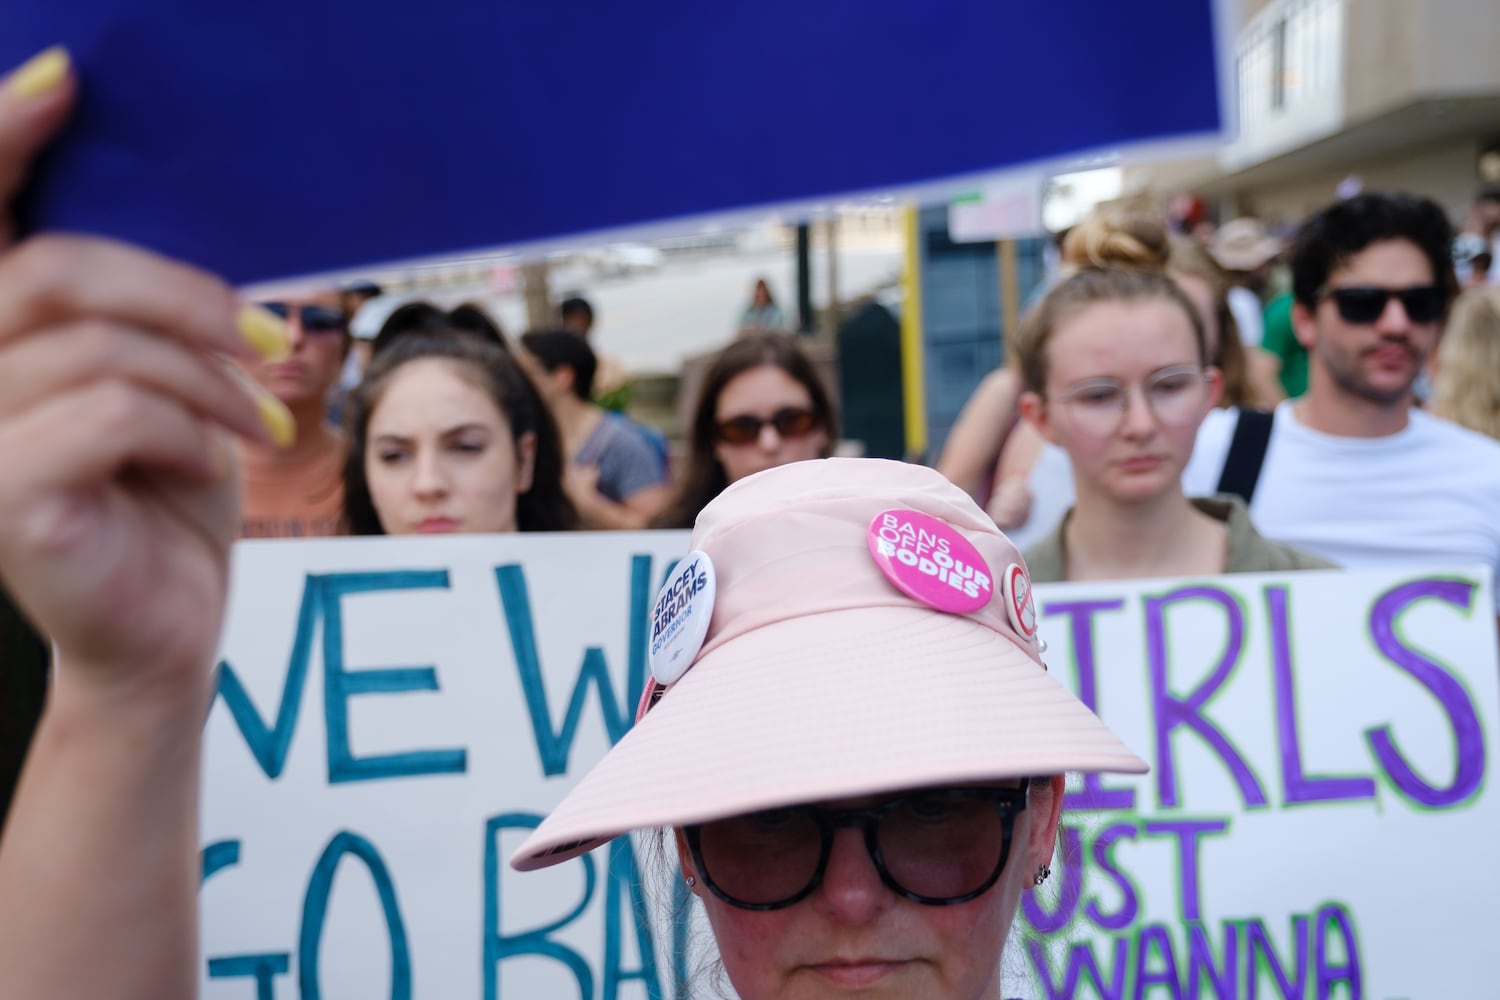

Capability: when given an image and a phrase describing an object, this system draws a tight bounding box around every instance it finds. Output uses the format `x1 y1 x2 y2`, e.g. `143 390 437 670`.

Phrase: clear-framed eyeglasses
1055 364 1211 437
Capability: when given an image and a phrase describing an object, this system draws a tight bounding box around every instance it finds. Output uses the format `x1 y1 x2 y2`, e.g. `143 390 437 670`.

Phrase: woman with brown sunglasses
655 333 838 529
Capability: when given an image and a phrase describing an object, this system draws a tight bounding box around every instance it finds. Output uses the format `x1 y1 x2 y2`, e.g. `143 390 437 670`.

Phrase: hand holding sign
0 51 294 693
0 51 298 998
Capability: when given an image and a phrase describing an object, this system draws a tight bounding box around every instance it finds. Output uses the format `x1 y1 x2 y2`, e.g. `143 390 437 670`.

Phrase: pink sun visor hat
511 458 1147 871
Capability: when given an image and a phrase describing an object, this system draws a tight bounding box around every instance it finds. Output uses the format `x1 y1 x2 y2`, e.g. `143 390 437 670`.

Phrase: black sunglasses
684 781 1029 911
260 302 349 334
1319 285 1445 325
715 407 820 445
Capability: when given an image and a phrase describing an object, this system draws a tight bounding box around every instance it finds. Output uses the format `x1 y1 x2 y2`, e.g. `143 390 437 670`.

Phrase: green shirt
1262 292 1309 399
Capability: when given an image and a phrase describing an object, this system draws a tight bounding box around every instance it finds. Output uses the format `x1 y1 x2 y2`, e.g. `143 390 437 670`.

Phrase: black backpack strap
1215 408 1275 504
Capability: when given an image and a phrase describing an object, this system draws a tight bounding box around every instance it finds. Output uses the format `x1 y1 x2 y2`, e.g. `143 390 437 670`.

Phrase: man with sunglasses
1185 192 1500 615
237 289 351 537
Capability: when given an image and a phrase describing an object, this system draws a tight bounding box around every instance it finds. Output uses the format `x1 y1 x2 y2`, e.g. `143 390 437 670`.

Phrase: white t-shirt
1227 286 1265 346
1183 401 1500 609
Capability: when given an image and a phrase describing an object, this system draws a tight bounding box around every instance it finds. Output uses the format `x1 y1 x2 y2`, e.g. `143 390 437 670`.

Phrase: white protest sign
948 173 1046 243
1013 567 1500 998
202 532 694 1000
201 534 1500 999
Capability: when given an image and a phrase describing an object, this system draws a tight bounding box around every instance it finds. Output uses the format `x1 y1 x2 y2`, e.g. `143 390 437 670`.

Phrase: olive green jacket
1023 495 1336 583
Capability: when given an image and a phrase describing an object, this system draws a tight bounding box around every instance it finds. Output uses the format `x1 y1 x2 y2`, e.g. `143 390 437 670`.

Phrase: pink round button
866 509 994 614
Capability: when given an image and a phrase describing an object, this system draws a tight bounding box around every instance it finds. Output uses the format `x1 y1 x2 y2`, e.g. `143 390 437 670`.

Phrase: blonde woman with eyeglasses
1014 217 1330 583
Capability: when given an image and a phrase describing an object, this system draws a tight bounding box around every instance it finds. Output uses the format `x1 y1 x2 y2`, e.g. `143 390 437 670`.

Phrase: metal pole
796 223 813 333
899 206 927 459
997 239 1019 362
521 259 553 331
825 216 840 330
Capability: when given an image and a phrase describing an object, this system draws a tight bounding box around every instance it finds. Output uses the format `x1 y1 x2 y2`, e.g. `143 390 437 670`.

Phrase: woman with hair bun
937 216 1234 534
946 212 1289 549
1013 216 1328 581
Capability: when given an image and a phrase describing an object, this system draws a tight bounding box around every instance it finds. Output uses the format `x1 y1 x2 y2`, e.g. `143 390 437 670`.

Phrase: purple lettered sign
1014 566 1498 999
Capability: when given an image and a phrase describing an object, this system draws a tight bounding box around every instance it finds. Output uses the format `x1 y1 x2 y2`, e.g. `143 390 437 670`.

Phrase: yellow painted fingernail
6 46 70 100
236 304 291 360
255 392 296 449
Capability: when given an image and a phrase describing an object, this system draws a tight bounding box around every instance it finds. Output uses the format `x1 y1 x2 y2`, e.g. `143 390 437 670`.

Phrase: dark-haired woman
655 333 836 529
343 332 576 534
371 299 508 357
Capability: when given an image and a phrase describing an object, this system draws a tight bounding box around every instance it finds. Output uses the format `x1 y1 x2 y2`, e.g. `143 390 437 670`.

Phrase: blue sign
8 1 1222 284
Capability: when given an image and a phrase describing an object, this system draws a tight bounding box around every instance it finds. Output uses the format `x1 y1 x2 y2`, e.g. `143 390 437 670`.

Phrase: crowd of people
2 45 1500 1000
938 187 1500 611
231 283 827 540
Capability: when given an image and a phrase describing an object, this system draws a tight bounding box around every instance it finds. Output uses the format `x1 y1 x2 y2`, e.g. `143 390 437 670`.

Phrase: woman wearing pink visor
512 457 1148 999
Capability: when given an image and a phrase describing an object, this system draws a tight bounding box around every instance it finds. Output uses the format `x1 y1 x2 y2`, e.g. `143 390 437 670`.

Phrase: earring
685 876 696 887
1033 865 1051 886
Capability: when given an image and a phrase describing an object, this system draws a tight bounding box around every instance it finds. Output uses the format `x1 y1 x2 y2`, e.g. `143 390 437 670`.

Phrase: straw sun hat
1209 217 1282 272
511 458 1147 871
